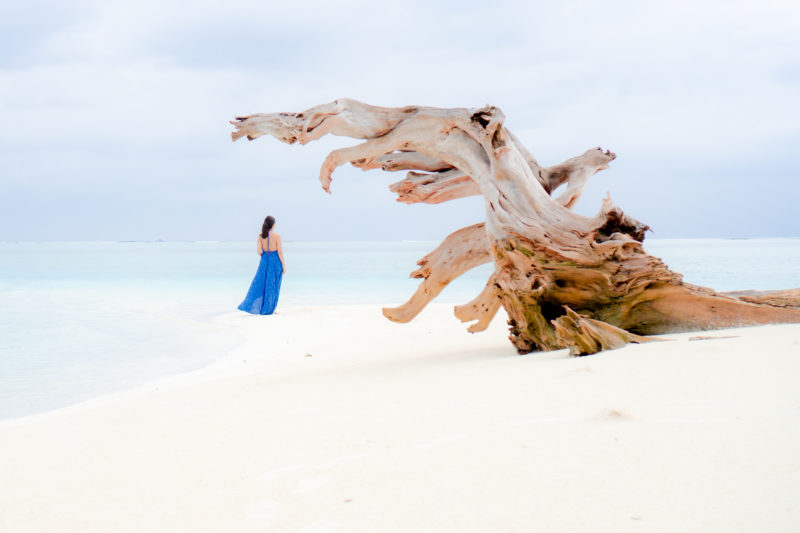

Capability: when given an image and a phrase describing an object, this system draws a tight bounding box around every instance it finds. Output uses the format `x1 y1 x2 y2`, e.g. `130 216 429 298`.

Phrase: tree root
553 307 663 356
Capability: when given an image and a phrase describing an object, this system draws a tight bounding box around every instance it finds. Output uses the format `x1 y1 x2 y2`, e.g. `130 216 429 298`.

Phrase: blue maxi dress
238 234 283 315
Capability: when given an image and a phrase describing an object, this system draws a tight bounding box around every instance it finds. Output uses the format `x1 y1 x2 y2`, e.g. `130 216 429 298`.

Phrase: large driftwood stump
231 99 800 355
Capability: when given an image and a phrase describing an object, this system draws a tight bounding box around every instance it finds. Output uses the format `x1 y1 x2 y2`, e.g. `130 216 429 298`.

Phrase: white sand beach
1 304 799 532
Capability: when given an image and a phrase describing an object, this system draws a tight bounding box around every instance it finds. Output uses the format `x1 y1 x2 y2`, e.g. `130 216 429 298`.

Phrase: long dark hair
260 216 275 239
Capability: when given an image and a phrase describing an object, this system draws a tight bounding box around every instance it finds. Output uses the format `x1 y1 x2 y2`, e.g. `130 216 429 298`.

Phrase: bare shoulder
272 232 282 240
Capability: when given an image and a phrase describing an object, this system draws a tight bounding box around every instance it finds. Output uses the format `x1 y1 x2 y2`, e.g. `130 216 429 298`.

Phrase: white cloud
1 0 798 239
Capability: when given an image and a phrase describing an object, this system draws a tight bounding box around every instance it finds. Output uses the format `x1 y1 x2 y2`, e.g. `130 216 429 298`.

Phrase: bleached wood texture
382 223 490 324
232 99 800 355
553 307 663 356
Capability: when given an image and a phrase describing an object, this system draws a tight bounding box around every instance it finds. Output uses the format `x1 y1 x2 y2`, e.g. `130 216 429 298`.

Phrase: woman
238 215 285 315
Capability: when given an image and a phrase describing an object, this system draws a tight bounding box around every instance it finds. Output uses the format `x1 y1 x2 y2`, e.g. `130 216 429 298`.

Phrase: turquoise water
1 239 798 420
0 241 492 304
643 238 800 291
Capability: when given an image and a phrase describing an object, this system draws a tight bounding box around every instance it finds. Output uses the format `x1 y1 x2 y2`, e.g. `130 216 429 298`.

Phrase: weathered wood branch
232 98 800 355
454 275 502 333
377 147 616 207
723 289 800 308
353 151 453 173
389 169 480 204
382 223 490 323
232 99 418 144
540 148 616 209
553 307 663 356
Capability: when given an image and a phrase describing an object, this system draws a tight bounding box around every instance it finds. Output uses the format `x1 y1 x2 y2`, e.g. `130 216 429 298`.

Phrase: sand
1 304 799 532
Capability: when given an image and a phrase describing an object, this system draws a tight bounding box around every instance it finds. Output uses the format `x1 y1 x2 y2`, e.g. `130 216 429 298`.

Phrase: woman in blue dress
238 215 285 315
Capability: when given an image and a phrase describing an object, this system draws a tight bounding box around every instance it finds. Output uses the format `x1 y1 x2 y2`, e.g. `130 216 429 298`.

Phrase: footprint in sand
244 499 279 523
504 416 579 426
317 453 369 469
592 408 634 421
562 366 597 378
300 520 341 533
412 435 464 450
259 463 307 483
293 475 332 494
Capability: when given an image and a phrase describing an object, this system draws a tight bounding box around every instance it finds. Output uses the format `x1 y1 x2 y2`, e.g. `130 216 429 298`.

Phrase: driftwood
231 99 800 355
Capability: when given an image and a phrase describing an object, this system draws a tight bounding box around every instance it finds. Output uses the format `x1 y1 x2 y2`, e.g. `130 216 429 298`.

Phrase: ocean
1 238 798 420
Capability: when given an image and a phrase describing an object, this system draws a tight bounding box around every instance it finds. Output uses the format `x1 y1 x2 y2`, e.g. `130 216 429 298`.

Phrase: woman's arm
277 235 286 273
256 236 262 256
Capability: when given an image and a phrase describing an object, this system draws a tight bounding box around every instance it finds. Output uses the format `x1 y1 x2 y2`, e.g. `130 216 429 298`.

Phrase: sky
1 0 798 242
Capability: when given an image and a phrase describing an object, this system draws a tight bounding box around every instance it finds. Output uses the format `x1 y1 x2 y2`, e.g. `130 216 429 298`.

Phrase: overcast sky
1 0 798 241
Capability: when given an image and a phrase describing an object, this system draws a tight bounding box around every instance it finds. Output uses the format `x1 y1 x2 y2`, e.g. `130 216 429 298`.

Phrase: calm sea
1 239 798 420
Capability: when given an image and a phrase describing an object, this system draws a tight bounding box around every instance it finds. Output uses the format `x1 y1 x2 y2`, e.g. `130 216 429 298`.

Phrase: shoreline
0 303 449 426
3 302 799 426
5 299 799 427
0 303 510 426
